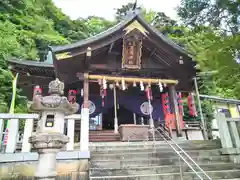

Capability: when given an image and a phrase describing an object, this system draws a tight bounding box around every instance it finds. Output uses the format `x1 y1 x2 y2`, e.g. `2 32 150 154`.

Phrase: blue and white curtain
78 90 164 121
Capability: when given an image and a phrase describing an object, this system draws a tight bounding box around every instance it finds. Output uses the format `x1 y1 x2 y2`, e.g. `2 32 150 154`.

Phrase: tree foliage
177 0 240 99
0 0 114 114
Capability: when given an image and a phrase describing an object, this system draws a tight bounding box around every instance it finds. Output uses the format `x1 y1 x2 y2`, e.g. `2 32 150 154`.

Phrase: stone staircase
89 140 240 180
89 130 120 142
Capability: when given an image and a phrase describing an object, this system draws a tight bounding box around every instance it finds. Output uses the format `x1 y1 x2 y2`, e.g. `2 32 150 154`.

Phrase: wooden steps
89 130 120 142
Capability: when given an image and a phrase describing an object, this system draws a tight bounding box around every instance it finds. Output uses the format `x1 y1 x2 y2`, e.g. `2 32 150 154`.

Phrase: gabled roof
8 58 54 78
51 11 189 56
8 58 53 67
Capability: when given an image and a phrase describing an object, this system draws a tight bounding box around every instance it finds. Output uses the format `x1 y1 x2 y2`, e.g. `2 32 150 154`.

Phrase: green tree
177 0 240 34
177 0 240 99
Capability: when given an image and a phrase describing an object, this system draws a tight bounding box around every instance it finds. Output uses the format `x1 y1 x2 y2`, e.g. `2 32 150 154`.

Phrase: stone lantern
29 78 79 180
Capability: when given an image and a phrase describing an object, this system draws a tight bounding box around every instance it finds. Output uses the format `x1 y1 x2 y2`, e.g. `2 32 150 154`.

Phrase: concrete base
221 148 240 164
0 151 90 179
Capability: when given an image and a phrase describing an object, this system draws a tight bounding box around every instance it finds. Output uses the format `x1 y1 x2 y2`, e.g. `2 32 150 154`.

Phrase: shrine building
8 11 197 142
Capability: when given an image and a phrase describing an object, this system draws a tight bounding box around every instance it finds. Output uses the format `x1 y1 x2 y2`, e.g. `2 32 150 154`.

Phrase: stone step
89 169 240 180
89 131 120 142
90 155 230 168
91 149 222 160
90 138 120 142
90 163 240 177
90 145 221 154
89 133 119 136
89 140 221 152
90 130 114 133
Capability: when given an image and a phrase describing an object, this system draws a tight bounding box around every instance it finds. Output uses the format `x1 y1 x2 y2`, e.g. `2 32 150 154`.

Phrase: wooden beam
108 42 115 53
88 74 178 84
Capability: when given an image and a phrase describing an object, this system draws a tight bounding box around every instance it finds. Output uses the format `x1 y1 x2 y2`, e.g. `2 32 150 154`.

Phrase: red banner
162 92 184 129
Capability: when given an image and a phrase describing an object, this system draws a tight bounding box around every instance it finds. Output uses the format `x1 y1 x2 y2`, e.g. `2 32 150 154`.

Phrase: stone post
29 78 79 180
216 113 233 149
21 118 34 152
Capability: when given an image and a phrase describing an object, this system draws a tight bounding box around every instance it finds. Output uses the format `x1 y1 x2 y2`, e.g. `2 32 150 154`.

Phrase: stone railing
216 113 240 149
0 113 81 153
216 113 240 163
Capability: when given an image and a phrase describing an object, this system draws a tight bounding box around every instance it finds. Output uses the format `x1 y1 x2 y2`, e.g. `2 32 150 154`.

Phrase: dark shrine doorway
118 105 134 125
102 105 134 130
102 107 114 130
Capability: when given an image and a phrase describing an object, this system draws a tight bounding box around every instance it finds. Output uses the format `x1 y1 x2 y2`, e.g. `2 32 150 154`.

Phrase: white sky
52 0 180 20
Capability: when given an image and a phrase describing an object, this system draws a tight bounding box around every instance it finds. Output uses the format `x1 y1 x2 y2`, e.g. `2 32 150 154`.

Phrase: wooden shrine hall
8 10 196 143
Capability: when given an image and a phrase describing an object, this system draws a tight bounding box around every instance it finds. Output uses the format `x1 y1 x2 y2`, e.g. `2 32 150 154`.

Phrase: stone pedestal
29 78 79 180
29 132 69 180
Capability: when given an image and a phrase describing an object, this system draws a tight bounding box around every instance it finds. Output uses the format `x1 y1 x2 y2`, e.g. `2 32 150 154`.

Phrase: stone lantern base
29 132 69 180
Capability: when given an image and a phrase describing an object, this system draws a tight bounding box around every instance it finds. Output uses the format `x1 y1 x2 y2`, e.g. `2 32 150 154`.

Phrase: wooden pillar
168 85 182 137
80 47 91 151
80 72 89 151
113 84 118 133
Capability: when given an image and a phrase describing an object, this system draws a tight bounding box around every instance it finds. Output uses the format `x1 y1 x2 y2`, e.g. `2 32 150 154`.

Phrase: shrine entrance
118 105 135 125
101 105 139 130
102 107 114 130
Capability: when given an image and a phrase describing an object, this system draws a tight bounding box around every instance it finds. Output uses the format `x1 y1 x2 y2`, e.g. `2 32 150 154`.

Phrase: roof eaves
199 94 240 104
51 12 139 53
8 59 54 68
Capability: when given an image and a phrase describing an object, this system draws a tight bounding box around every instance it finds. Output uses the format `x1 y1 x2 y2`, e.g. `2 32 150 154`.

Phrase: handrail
0 113 81 120
149 127 212 180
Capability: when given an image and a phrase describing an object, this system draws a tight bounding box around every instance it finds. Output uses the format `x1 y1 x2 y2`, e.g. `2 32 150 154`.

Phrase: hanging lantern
100 85 105 107
68 90 77 104
133 81 137 87
177 92 184 115
163 83 167 87
98 79 102 85
145 86 150 100
140 81 144 91
145 85 153 100
33 85 42 98
187 93 197 117
116 81 119 87
109 84 114 90
99 79 107 107
158 81 163 92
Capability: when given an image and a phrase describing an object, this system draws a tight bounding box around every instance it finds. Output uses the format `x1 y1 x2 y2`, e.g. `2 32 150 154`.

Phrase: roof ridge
51 13 138 53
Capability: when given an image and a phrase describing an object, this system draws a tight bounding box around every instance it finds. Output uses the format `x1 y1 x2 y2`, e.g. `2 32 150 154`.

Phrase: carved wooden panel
122 30 142 69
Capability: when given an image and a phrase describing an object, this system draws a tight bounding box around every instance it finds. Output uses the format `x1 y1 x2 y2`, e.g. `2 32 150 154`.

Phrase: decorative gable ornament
122 29 143 69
